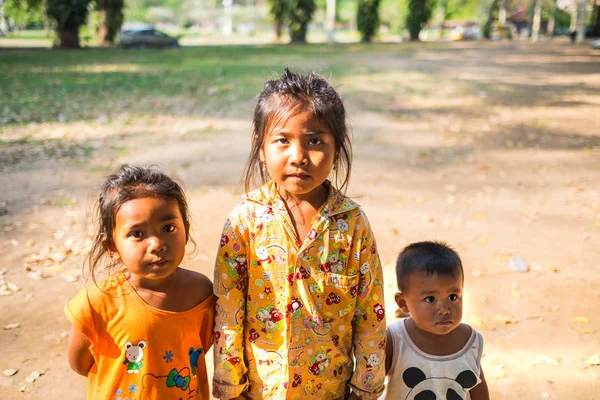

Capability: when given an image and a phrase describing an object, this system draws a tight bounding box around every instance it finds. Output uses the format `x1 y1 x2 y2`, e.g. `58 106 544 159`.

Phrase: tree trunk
498 0 506 25
547 0 557 38
290 24 308 43
0 0 5 34
531 0 541 42
97 9 112 45
325 0 336 42
575 0 586 44
58 25 80 48
435 0 446 39
274 16 283 40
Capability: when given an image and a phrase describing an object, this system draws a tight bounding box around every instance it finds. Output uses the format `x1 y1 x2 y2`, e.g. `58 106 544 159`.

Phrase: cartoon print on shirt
188 347 203 378
287 297 304 319
255 244 286 267
402 367 478 400
256 305 284 338
123 340 146 374
308 347 332 377
141 367 197 399
221 252 248 279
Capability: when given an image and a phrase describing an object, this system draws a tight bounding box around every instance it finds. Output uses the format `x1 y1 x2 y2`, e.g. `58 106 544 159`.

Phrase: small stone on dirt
3 369 18 377
509 255 529 272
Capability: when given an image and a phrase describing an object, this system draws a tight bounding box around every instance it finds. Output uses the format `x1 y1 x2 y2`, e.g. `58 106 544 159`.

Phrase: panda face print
403 367 478 400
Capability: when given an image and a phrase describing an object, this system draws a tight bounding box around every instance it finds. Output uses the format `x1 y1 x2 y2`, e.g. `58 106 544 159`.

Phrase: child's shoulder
177 268 214 305
83 271 130 298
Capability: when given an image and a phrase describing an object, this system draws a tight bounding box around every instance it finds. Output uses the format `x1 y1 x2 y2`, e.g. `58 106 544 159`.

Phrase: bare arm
469 369 490 400
385 328 393 375
67 325 95 377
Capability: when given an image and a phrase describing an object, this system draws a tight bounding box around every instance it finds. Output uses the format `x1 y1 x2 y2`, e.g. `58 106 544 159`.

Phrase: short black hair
395 241 463 293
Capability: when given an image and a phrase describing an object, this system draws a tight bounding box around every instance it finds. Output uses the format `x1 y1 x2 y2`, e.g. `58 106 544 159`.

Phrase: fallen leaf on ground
494 364 505 379
42 265 64 274
574 316 590 324
493 314 518 324
25 239 36 248
470 315 494 330
572 326 596 334
536 354 560 366
3 369 18 377
3 323 20 330
494 253 511 263
587 354 600 366
24 370 42 384
548 266 559 273
512 287 521 299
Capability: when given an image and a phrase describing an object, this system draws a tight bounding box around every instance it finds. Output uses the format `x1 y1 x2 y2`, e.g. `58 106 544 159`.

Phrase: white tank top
384 319 483 400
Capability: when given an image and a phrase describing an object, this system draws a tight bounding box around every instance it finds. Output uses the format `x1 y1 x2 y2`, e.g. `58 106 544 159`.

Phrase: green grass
0 44 402 127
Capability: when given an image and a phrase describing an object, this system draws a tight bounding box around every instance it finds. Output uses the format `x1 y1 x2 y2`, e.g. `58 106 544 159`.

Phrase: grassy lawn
0 44 400 126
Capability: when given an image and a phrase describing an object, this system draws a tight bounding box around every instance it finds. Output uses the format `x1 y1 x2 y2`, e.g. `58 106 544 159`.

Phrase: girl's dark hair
86 164 193 282
395 241 464 293
243 68 352 194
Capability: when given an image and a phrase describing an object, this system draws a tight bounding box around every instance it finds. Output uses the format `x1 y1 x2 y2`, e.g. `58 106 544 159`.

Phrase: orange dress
65 271 215 399
213 181 386 399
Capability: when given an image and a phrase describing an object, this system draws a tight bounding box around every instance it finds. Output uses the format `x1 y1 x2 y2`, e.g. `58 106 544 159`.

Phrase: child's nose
148 236 166 252
438 304 451 315
289 143 308 165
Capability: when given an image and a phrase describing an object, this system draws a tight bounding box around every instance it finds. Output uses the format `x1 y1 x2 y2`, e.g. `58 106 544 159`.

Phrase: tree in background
268 0 288 41
357 0 381 41
96 0 124 45
406 0 433 40
3 0 46 31
288 0 316 42
46 0 91 47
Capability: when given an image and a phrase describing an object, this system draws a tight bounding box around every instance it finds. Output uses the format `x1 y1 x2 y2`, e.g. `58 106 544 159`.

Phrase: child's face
260 108 336 202
111 197 186 285
396 272 463 336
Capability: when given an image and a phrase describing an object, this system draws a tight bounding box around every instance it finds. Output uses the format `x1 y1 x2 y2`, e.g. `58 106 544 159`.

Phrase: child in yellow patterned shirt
213 69 387 400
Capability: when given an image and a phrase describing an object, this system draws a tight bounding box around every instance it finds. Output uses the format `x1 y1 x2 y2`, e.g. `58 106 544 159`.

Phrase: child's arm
348 219 387 399
67 325 95 376
213 213 249 399
469 369 490 400
384 328 393 375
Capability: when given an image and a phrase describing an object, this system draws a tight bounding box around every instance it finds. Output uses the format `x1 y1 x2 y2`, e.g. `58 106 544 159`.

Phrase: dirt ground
1 39 599 399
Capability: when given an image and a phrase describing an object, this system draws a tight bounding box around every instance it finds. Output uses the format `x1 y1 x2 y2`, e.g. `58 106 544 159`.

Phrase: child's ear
102 236 120 261
395 292 410 314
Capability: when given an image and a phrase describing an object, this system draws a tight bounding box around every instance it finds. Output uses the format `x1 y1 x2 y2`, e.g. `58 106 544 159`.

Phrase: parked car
119 28 179 48
593 38 600 49
570 24 600 42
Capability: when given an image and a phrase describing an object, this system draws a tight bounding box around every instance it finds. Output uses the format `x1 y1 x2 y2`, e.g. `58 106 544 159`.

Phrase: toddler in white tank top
384 241 489 400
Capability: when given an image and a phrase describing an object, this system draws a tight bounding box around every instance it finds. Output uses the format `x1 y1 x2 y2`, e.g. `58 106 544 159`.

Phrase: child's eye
424 296 435 303
274 138 289 144
308 138 322 145
129 231 143 238
449 294 459 301
163 224 175 233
